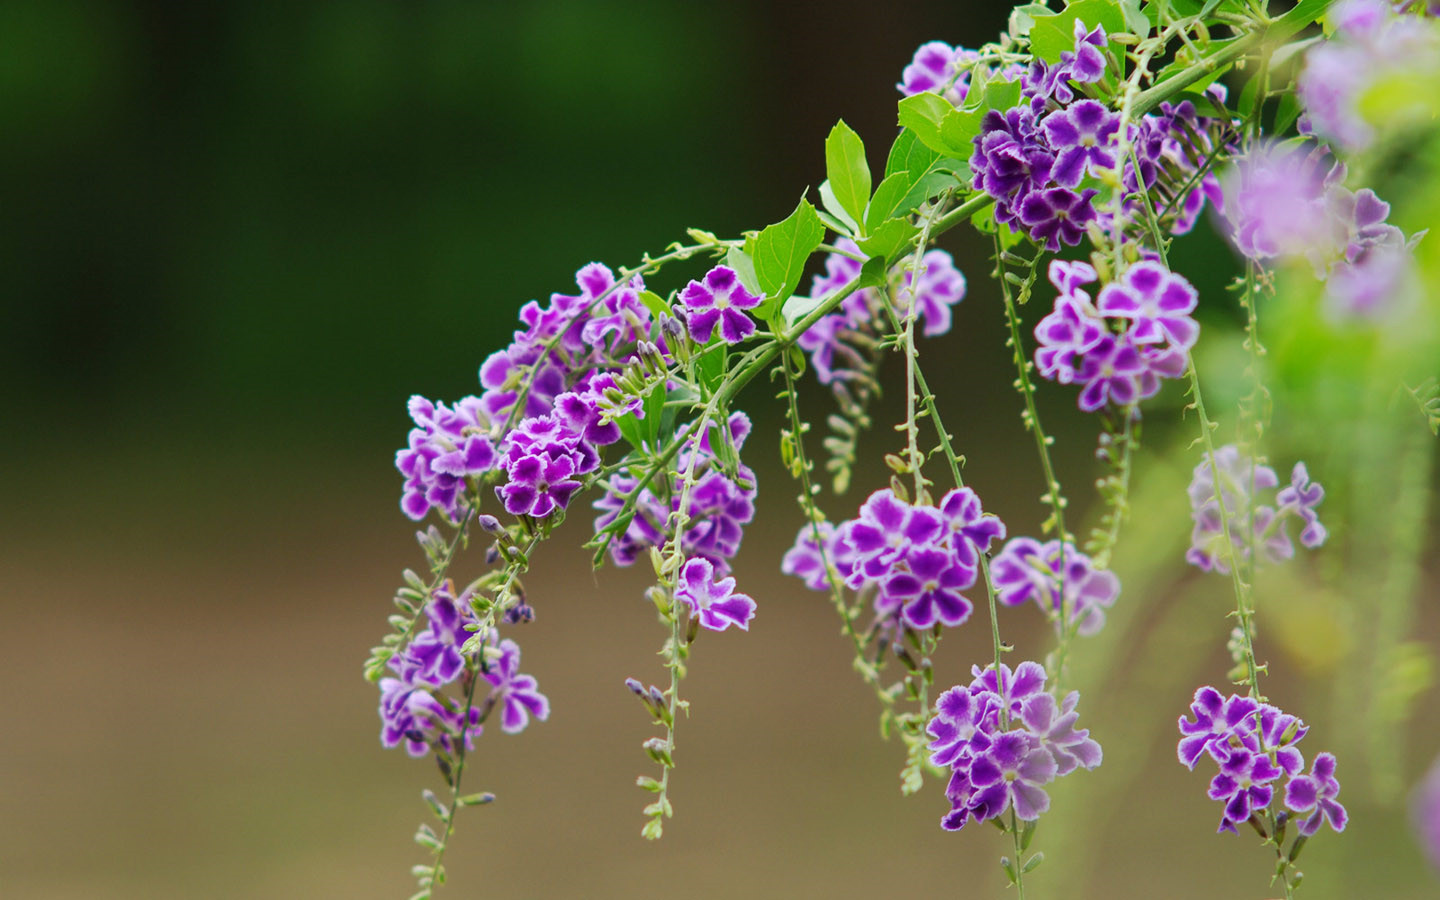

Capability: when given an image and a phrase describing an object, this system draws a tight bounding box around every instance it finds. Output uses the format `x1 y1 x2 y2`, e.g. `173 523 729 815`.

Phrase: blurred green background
3 2 1437 898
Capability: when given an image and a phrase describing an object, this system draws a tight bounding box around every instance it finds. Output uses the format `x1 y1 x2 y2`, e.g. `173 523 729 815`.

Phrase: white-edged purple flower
1209 745 1284 833
1177 686 1260 770
499 453 581 518
927 685 1000 768
938 486 1006 565
573 262 648 355
1018 186 1100 251
379 669 483 758
971 660 1048 720
844 488 945 586
1019 690 1102 776
880 545 975 628
1096 261 1200 350
483 635 551 734
781 521 839 592
1277 462 1327 550
1061 19 1108 84
396 585 474 688
675 557 756 632
1076 334 1145 412
1285 752 1348 836
968 732 1059 822
1042 100 1120 187
991 538 1120 636
681 265 761 345
397 395 498 523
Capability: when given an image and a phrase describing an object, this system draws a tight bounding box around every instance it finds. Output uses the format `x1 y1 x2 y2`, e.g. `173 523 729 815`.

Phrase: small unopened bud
485 544 501 565
476 514 504 534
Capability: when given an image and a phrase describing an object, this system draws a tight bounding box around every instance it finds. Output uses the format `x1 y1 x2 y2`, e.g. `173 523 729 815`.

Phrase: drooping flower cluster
1221 142 1426 321
1185 444 1327 574
991 538 1120 636
960 21 1232 249
379 582 549 757
782 485 1004 632
397 396 499 522
797 239 966 386
594 412 758 577
1297 0 1440 154
1031 259 1194 412
1178 687 1346 836
928 662 1101 830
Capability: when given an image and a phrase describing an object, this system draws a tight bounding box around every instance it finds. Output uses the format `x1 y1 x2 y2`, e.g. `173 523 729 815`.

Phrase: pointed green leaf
856 219 919 262
817 180 859 235
825 120 871 231
865 171 912 229
898 92 959 155
748 196 826 309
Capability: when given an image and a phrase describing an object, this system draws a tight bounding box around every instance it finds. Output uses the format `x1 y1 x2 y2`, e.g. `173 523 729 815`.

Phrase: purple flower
395 585 474 688
379 669 483 758
781 522 839 591
1076 334 1145 412
881 544 976 628
898 41 975 105
1034 299 1106 385
968 732 1059 822
844 488 945 586
1018 186 1100 251
1221 144 1353 272
1061 20 1108 83
675 557 756 632
971 104 1055 222
1277 462 1327 549
499 453 581 518
1177 686 1260 769
575 263 649 355
681 265 761 345
971 661 1048 720
1186 445 1325 573
1285 752 1348 836
927 686 1000 768
991 538 1120 636
1020 691 1102 776
1096 261 1200 350
1042 100 1120 187
1209 745 1284 833
483 635 551 734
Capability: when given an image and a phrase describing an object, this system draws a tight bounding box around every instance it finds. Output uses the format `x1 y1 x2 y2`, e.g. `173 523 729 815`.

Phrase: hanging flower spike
483 635 552 734
681 265 761 345
675 557 756 632
1041 100 1121 188
1096 261 1201 350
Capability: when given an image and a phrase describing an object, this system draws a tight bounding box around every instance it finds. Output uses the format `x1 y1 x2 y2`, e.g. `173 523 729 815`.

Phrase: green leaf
637 290 670 320
747 196 826 308
865 171 912 229
817 180 859 236
1030 0 1128 63
1274 0 1331 38
1119 0 1149 34
884 129 966 217
856 219 919 261
824 120 871 231
982 77 1022 115
897 92 959 155
1274 92 1301 134
1008 3 1055 38
615 410 645 450
695 343 725 394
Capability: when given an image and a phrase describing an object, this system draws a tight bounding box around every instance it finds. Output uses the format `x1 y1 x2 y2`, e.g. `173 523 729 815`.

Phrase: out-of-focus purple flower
1076 334 1145 412
1284 752 1348 836
1186 445 1326 573
379 668 483 758
681 265 761 345
1020 690 1103 776
1061 20 1108 83
1222 144 1351 272
1413 755 1440 871
1042 100 1120 187
675 556 757 632
781 522 838 591
897 249 968 337
1018 186 1100 251
1209 745 1284 833
898 41 976 105
1096 261 1200 350
991 538 1120 636
1326 244 1421 322
482 634 551 734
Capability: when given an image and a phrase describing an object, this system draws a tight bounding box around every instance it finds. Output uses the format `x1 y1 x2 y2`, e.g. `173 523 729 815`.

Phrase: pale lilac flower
1020 691 1102 776
898 41 976 105
781 522 838 592
483 635 551 734
681 265 761 345
991 538 1120 636
675 557 757 632
1186 445 1326 573
1277 462 1327 549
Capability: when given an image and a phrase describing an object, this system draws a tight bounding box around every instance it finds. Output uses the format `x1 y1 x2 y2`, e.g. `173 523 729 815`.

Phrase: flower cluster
898 41 984 106
928 662 1101 830
1221 142 1426 320
1178 687 1346 836
1185 444 1327 574
991 538 1120 636
1298 0 1440 154
1031 259 1194 412
594 413 758 576
962 22 1231 249
782 485 1004 632
797 239 966 386
379 582 549 757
